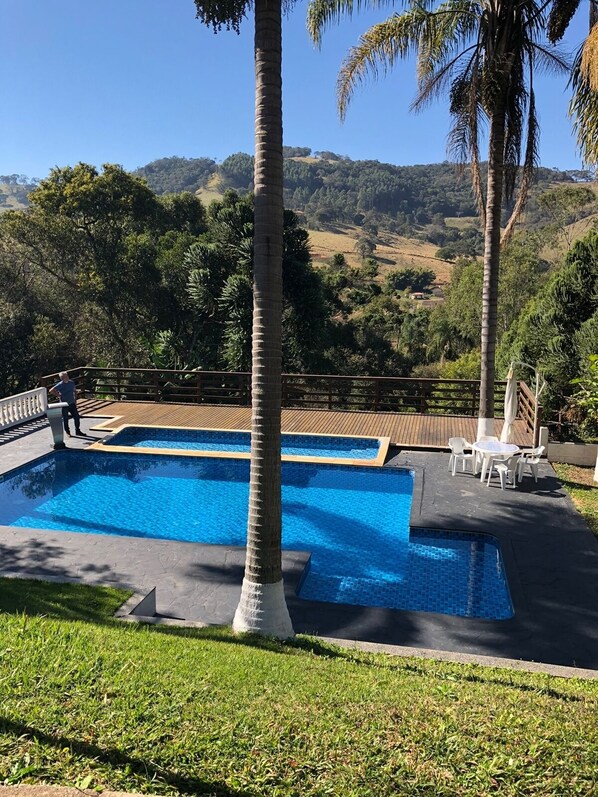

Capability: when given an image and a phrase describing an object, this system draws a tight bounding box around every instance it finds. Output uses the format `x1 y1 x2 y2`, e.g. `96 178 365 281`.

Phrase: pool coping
86 423 392 467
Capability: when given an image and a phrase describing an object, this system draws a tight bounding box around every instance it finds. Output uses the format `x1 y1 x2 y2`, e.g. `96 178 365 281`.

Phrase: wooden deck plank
78 399 534 450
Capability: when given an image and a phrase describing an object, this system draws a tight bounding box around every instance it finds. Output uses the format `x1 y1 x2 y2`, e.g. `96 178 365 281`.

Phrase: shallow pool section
0 452 513 619
95 426 388 464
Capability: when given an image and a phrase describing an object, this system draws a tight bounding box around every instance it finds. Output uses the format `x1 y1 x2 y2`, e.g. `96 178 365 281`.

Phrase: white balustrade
0 387 48 431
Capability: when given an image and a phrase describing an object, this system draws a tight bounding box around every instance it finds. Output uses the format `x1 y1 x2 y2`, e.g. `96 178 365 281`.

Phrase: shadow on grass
395 660 586 702
139 626 587 700
0 577 131 624
1 578 585 703
559 477 598 494
0 717 250 796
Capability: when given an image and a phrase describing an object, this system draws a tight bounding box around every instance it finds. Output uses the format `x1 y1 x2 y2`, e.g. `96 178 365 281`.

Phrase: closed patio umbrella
500 366 518 443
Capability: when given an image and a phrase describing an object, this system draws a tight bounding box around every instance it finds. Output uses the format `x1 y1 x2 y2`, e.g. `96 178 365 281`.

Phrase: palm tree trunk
233 0 294 638
478 103 506 439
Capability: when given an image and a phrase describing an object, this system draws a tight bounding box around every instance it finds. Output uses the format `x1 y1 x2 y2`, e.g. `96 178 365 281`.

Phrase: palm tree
308 0 568 437
194 0 294 637
548 1 598 165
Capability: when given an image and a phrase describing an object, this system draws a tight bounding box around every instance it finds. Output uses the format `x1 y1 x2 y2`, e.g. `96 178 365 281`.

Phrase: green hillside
133 149 591 231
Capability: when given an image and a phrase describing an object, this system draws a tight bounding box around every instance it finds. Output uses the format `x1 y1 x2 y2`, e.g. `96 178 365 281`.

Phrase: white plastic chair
517 445 545 483
448 437 475 476
487 455 521 490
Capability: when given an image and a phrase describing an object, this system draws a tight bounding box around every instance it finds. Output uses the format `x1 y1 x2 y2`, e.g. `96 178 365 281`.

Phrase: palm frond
570 50 598 166
307 0 398 48
445 59 486 222
502 86 539 243
414 45 477 107
337 10 429 119
528 42 571 75
502 59 526 202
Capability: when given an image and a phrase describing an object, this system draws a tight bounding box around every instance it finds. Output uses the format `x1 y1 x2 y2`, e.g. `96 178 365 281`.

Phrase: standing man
49 371 82 436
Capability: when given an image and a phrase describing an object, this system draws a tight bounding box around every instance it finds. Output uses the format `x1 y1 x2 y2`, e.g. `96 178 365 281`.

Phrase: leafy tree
536 184 597 247
442 258 484 347
498 230 598 412
328 252 347 268
357 257 379 280
497 232 550 334
158 192 208 236
183 192 328 373
441 350 482 379
354 235 376 260
384 268 436 294
396 310 430 369
1 163 173 366
569 355 598 439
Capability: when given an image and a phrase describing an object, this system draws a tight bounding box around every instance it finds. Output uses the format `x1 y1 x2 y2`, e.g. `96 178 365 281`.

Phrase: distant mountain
134 156 217 195
0 174 39 211
133 150 591 239
4 154 594 242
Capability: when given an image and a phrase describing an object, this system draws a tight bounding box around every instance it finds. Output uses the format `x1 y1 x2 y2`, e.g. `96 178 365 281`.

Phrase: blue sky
1 0 591 179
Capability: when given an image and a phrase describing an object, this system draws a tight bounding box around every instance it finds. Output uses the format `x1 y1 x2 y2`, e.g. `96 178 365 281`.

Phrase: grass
308 226 454 285
552 463 598 539
0 579 597 795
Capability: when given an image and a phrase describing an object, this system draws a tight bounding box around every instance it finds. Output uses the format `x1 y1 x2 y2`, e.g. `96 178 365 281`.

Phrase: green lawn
0 579 597 795
553 463 598 539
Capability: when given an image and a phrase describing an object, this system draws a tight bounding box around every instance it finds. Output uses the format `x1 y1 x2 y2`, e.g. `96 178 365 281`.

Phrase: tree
184 192 328 373
2 163 173 367
307 0 568 437
195 0 293 638
498 230 598 412
537 184 597 247
354 235 376 260
384 267 436 295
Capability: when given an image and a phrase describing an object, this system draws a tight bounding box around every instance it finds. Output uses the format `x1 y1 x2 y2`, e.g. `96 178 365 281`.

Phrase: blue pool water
0 452 513 619
101 427 382 460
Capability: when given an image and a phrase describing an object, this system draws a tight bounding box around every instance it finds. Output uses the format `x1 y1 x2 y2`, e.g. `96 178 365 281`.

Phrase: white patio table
472 440 520 482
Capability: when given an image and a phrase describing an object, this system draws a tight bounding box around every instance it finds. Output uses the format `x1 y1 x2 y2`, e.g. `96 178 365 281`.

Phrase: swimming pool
0 451 513 619
93 425 390 465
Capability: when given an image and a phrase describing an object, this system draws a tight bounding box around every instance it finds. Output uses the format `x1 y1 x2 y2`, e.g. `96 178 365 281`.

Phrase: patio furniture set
448 436 545 490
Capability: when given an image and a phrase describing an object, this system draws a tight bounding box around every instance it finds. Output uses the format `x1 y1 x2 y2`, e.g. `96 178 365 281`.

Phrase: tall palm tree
548 1 598 165
195 0 294 637
308 0 568 436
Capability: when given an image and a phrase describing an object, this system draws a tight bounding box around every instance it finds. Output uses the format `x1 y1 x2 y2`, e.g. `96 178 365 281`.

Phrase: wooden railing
0 387 48 431
518 380 543 446
39 367 522 418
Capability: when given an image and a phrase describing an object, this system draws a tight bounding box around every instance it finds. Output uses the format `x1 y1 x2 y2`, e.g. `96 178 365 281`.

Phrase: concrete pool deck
1 417 597 673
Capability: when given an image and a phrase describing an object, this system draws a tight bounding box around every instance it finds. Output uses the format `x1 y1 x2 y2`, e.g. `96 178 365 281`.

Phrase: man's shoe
65 431 71 437
75 429 82 436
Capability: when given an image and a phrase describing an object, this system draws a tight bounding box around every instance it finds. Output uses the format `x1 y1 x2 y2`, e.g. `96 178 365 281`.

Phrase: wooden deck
80 399 533 449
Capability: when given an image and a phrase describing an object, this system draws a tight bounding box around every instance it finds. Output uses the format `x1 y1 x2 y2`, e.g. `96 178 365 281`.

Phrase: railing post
420 381 427 413
374 378 380 413
116 370 121 401
153 372 160 402
534 402 543 447
196 372 203 404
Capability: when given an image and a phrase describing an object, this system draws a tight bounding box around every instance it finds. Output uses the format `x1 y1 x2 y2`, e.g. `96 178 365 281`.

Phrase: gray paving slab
1 421 597 671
